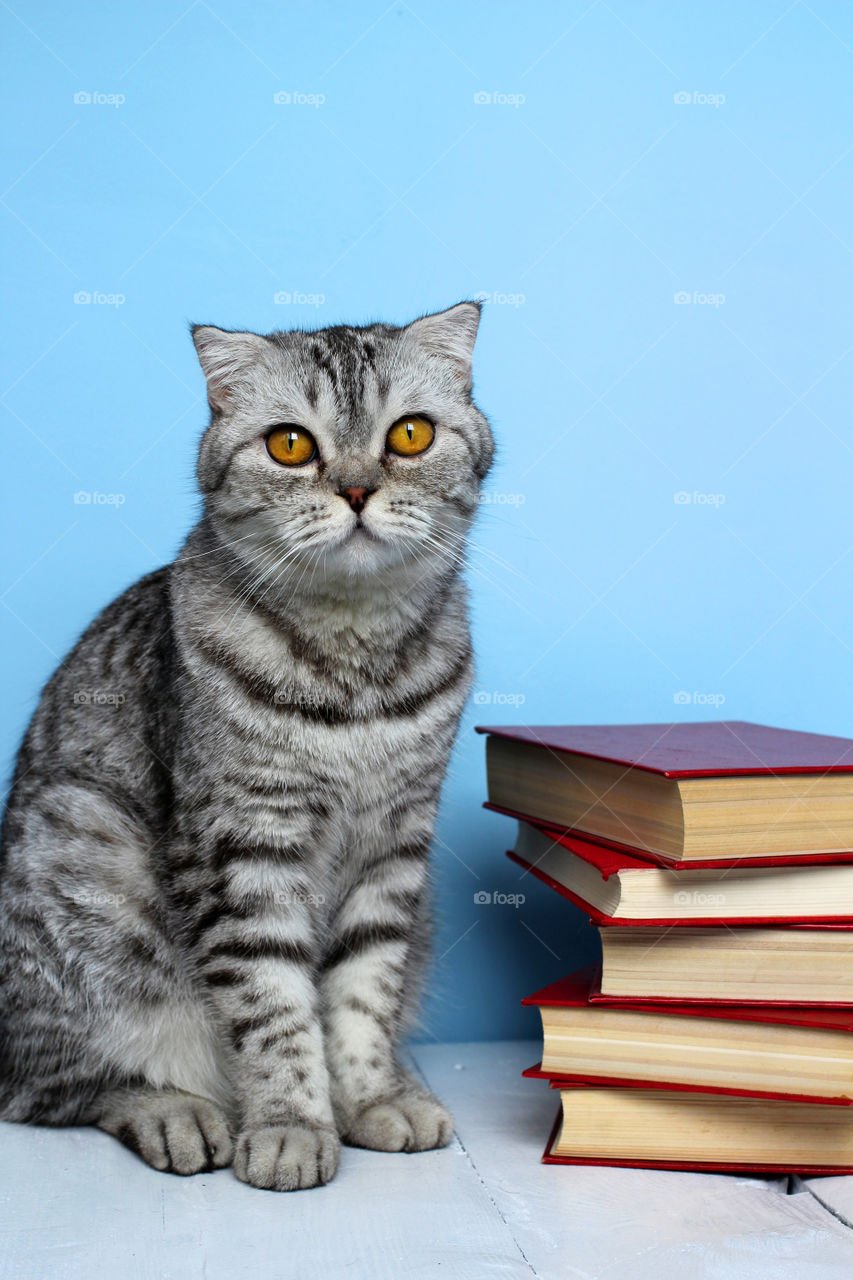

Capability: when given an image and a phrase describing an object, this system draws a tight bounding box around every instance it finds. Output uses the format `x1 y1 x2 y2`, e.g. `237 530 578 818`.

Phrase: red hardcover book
539 1107 853 1176
523 967 853 1101
521 1062 853 1106
524 965 853 1030
477 721 853 865
476 720 853 777
592 922 853 1007
506 821 853 925
489 802 853 871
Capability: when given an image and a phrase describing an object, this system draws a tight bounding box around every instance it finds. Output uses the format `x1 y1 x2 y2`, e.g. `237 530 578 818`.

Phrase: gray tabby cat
0 303 493 1191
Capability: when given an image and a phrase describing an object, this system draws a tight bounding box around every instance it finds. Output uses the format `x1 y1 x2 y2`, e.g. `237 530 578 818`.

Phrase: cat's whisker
213 541 303 636
415 528 540 620
450 535 553 597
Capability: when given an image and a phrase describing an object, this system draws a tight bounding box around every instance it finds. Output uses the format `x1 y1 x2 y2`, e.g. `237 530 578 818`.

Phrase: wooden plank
0 1091 533 1280
2 1042 853 1279
800 1176 853 1227
411 1039 853 1280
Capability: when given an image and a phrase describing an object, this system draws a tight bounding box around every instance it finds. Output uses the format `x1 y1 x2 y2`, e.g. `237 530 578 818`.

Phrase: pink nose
341 486 373 514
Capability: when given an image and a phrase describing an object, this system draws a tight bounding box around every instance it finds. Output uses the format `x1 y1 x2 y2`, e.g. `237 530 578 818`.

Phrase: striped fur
0 304 493 1189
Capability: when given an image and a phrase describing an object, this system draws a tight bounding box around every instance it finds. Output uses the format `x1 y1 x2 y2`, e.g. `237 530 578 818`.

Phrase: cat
0 302 494 1191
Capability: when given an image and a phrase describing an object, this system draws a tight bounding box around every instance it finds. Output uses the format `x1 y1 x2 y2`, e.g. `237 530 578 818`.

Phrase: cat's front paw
343 1090 454 1153
233 1124 340 1191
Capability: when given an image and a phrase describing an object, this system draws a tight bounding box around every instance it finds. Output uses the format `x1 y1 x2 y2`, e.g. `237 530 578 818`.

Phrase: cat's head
191 304 493 586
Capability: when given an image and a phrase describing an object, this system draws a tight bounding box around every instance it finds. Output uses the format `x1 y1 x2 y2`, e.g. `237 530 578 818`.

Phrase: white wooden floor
2 1041 853 1279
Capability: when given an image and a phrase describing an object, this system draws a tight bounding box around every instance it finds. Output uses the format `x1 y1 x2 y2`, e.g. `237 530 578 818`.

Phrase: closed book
508 819 853 924
477 720 853 864
541 1084 853 1174
523 967 853 1100
594 923 853 1005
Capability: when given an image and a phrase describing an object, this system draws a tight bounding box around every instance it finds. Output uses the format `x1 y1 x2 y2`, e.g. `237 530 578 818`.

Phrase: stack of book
477 719 853 1173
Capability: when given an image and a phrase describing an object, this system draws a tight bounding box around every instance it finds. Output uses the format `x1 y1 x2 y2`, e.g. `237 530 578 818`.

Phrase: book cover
488 801 853 870
475 720 853 778
521 1063 853 1107
524 966 853 1025
507 845 853 927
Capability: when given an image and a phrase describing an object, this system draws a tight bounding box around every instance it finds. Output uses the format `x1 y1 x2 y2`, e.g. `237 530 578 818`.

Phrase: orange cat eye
386 416 435 457
266 426 317 466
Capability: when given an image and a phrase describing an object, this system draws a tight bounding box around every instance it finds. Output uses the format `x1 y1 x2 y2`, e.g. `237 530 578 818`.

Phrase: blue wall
2 1 852 1042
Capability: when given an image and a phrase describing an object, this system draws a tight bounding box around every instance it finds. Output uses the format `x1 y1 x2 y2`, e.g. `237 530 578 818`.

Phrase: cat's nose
340 485 375 515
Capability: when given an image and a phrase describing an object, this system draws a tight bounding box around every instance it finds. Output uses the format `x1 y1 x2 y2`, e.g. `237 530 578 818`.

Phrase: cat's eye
266 426 317 466
386 416 435 457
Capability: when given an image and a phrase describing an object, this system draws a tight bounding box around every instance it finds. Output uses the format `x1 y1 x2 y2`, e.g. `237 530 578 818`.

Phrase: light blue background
2 1 851 1042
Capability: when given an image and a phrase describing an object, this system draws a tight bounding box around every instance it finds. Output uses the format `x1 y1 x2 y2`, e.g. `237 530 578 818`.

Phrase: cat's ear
406 302 481 390
191 325 267 412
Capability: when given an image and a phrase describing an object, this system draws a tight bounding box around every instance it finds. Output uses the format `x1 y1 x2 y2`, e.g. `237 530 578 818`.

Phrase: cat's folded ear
191 325 267 412
406 302 481 391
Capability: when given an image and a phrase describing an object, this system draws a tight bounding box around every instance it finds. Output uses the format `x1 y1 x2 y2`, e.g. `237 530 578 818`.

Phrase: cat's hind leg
1 782 235 1164
87 991 237 1173
97 1086 233 1174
